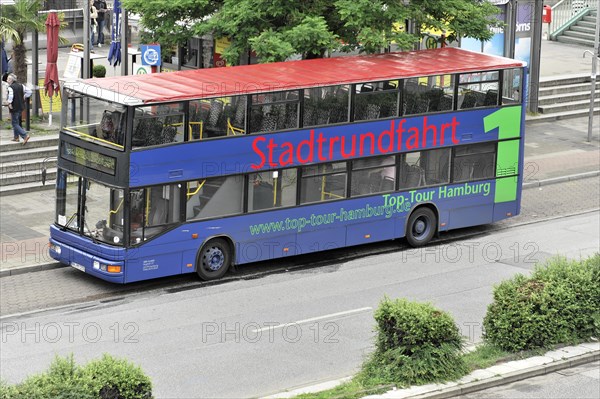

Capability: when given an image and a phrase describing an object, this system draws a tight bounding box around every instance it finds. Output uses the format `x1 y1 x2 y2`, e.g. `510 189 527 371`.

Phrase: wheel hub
205 247 224 271
414 219 426 235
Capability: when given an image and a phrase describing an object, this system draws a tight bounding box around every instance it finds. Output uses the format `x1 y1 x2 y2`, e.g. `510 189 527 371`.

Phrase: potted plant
92 64 106 78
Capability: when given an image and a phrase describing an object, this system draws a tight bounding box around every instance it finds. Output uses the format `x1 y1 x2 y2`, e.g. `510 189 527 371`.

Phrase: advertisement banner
460 4 506 56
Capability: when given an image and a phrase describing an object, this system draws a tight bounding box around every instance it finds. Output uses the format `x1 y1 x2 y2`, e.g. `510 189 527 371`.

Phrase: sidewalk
0 39 599 276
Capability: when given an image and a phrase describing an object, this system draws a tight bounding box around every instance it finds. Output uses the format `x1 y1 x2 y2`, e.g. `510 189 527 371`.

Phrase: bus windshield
56 171 125 246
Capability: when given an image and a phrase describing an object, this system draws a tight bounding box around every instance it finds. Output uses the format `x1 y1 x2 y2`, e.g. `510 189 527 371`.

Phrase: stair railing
549 0 595 40
41 156 58 186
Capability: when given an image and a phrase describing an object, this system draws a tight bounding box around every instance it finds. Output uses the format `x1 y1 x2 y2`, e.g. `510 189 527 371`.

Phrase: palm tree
0 16 20 43
1 0 45 83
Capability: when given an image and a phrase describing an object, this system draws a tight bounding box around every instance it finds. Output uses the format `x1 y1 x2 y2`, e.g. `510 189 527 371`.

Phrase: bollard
26 96 31 131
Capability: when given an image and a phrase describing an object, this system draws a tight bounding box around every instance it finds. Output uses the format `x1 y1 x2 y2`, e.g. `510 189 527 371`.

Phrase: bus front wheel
196 238 231 280
406 207 437 247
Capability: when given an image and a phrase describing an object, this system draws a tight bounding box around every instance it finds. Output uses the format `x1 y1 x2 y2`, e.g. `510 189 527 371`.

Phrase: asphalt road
1 176 598 317
1 210 598 398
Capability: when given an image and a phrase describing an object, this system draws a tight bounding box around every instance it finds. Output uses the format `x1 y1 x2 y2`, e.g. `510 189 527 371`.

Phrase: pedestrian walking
90 0 98 53
93 0 108 47
2 74 31 144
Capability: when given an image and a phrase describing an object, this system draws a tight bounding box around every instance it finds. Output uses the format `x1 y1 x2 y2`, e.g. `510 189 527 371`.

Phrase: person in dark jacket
93 0 108 46
2 74 30 144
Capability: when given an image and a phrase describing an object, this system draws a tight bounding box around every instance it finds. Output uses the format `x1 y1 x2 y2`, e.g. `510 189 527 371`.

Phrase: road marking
252 307 373 333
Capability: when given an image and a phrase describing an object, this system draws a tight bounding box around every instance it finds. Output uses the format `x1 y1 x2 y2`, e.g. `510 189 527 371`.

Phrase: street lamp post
583 5 599 143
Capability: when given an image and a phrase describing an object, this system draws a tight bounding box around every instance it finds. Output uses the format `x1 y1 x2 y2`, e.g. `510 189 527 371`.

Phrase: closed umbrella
44 11 60 126
107 0 121 67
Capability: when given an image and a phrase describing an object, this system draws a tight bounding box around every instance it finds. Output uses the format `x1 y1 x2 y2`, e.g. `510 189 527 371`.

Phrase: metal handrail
550 0 596 38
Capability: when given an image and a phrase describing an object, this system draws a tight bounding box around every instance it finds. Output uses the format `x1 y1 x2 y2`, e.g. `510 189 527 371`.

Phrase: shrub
483 254 600 352
373 297 463 354
358 297 468 386
93 65 106 78
4 355 91 399
80 354 152 399
1 354 152 399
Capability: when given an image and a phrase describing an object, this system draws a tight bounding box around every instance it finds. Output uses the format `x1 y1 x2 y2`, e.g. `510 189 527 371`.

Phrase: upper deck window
189 95 247 140
132 103 186 148
250 90 300 133
304 85 349 127
354 80 398 121
458 71 500 109
64 93 126 149
403 75 454 115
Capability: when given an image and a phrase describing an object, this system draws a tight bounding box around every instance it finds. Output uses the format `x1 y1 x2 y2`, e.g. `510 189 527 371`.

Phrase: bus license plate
71 262 85 272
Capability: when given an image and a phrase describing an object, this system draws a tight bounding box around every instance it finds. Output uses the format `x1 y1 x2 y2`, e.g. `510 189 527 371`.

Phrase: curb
0 262 66 278
403 349 599 399
1 171 598 279
523 170 600 189
262 345 599 399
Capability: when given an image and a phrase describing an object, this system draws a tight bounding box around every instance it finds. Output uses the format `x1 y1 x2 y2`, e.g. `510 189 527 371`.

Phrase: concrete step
562 29 597 41
577 20 598 29
538 97 600 114
0 168 57 185
0 157 57 174
555 35 596 47
526 107 600 123
570 25 597 35
539 90 599 105
577 14 596 27
539 74 590 87
0 180 55 196
539 81 600 96
0 146 58 163
0 135 58 153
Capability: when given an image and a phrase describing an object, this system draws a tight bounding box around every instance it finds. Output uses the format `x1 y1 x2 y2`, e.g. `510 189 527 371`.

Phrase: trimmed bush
358 297 468 386
80 354 152 399
1 354 152 399
93 65 107 78
483 254 600 352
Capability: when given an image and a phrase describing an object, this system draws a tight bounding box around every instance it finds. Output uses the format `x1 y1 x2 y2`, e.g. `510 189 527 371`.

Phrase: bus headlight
49 243 61 255
93 261 121 273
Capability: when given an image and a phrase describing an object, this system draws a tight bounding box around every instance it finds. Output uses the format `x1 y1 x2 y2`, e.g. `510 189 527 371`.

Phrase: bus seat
438 95 453 111
149 198 168 225
484 89 498 106
186 193 201 218
404 165 425 188
460 91 477 109
380 176 395 192
207 100 224 127
415 98 430 114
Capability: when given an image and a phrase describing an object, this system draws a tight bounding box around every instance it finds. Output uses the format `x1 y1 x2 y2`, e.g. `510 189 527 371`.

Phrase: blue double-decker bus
50 47 526 283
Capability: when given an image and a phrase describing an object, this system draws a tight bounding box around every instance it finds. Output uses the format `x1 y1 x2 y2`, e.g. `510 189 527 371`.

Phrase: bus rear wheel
196 238 231 280
406 207 437 247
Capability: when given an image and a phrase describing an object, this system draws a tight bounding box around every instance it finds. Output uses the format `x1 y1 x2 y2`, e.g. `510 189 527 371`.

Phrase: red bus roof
71 47 524 105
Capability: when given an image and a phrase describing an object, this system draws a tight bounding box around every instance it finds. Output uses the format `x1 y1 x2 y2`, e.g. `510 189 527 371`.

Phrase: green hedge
358 297 467 386
0 354 152 399
483 254 600 352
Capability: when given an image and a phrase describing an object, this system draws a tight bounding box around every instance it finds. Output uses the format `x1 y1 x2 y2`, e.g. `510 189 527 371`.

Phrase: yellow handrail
227 118 244 136
64 127 125 149
320 175 343 200
189 121 203 140
145 189 150 226
187 179 206 197
108 198 124 217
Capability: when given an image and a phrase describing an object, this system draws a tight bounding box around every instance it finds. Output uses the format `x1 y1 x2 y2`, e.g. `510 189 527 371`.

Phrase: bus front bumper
49 227 126 284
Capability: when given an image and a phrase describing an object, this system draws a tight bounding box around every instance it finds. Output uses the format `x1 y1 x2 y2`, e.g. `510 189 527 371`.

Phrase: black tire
406 207 437 247
196 238 231 280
